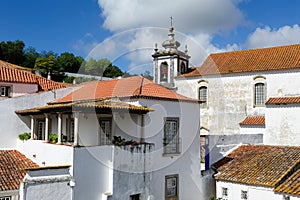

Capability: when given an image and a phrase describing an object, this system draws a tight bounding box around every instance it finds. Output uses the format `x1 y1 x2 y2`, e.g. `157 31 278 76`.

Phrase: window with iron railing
199 86 208 107
254 82 266 106
163 118 181 155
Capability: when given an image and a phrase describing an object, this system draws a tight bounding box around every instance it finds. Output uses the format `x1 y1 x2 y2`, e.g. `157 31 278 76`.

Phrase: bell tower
152 17 190 89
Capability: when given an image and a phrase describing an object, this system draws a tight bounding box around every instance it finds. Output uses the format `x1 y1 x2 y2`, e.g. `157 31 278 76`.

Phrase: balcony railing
116 143 154 153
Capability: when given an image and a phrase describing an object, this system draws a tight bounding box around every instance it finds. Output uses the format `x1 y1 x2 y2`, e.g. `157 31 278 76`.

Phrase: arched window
160 62 168 82
254 83 266 106
180 61 186 74
199 86 208 107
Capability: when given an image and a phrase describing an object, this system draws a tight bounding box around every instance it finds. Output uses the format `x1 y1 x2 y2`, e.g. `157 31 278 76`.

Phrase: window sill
162 153 181 157
253 104 265 108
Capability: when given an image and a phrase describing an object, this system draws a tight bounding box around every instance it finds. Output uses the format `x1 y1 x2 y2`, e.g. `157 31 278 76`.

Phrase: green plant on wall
112 136 134 146
18 132 31 141
49 133 58 143
48 133 67 143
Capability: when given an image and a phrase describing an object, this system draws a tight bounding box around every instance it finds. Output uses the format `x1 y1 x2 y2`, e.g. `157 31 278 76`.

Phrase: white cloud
246 25 300 49
98 0 245 34
78 0 245 74
86 27 240 74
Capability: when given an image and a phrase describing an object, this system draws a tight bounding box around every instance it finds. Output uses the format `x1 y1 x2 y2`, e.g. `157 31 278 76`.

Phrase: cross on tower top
170 16 173 27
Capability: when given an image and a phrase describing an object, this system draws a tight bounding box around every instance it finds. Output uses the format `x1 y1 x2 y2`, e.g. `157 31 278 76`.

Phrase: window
241 190 248 199
165 175 178 200
222 187 228 199
99 118 112 145
163 118 180 154
0 86 10 97
130 194 141 200
67 119 74 142
254 83 266 106
199 86 208 107
37 120 45 140
160 61 168 82
283 195 290 200
0 197 11 200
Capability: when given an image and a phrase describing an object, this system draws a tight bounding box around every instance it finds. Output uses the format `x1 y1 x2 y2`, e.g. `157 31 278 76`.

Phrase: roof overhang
15 99 153 116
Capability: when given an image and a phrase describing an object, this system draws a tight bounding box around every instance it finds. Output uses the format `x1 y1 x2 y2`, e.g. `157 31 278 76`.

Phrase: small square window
130 193 140 200
283 195 290 200
165 174 178 199
0 86 10 97
241 190 248 199
222 187 228 199
0 197 11 200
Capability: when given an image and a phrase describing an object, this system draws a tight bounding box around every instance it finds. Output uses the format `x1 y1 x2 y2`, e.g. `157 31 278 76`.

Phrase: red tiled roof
266 96 300 105
54 76 198 103
214 144 300 187
274 167 300 196
0 60 66 92
181 44 300 77
239 116 265 126
0 150 38 191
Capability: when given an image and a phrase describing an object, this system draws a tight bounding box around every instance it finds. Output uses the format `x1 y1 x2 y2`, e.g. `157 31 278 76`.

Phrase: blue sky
1 0 300 74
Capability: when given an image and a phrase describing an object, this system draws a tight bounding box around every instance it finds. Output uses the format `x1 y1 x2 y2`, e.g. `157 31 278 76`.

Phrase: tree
0 40 25 65
141 70 153 80
84 58 112 76
56 52 84 73
34 55 64 81
23 47 40 68
103 64 124 78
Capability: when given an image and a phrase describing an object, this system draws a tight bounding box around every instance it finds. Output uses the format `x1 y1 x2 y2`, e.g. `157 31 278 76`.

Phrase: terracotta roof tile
181 44 300 77
0 60 66 92
214 145 300 187
16 99 153 115
239 116 265 126
266 96 300 105
55 76 198 103
274 167 300 196
0 150 38 191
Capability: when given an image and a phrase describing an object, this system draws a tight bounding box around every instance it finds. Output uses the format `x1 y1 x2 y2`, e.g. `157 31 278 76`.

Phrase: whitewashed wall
216 180 299 200
73 146 114 200
265 104 300 145
135 99 203 200
0 82 38 98
17 140 73 167
0 87 75 148
175 69 300 136
240 126 265 135
20 167 72 200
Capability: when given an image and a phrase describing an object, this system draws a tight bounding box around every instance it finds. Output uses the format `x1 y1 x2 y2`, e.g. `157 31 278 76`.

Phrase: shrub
49 133 58 143
18 132 31 141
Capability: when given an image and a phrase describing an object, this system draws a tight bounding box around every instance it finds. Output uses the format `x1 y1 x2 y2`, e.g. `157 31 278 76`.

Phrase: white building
11 76 204 200
0 60 66 98
213 144 300 200
174 44 300 145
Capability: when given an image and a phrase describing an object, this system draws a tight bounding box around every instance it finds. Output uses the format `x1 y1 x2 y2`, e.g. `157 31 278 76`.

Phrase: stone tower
152 19 190 89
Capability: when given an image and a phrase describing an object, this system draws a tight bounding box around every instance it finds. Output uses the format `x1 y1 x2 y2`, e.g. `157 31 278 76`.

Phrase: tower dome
162 26 180 50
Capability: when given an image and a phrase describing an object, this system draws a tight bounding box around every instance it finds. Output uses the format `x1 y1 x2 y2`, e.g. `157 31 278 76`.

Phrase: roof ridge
210 43 300 56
